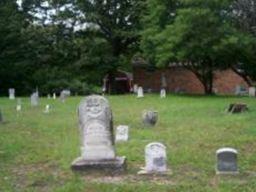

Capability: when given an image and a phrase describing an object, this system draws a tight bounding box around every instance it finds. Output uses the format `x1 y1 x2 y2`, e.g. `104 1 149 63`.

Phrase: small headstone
9 88 15 100
44 104 50 113
142 110 158 126
138 142 167 174
53 93 56 100
216 148 238 174
16 105 21 112
71 95 126 172
249 87 256 97
31 92 39 106
133 84 138 93
115 125 129 142
227 103 248 113
137 87 144 98
160 89 166 98
47 94 51 99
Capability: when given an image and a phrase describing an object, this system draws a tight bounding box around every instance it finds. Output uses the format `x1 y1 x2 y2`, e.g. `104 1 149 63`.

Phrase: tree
0 0 29 95
141 0 255 94
75 0 145 93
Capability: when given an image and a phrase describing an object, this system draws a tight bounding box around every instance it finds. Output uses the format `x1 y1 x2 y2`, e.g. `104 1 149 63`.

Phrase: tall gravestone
137 87 144 98
60 90 70 102
71 95 126 172
216 148 238 174
138 142 167 174
31 92 39 106
9 88 15 100
133 84 138 93
53 93 56 100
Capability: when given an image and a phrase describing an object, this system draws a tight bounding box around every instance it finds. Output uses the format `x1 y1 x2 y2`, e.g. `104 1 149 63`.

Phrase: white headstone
60 90 70 102
115 125 129 142
9 88 15 100
71 95 126 172
216 148 238 174
138 142 167 174
137 87 144 98
160 89 166 98
53 93 56 100
249 87 255 97
133 84 138 93
44 104 50 113
16 105 21 112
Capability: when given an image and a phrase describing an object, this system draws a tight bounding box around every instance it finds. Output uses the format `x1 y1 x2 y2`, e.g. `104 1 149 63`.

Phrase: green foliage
141 0 256 94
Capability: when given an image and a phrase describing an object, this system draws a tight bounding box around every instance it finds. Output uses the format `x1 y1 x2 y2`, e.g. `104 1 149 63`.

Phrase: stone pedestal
71 156 126 173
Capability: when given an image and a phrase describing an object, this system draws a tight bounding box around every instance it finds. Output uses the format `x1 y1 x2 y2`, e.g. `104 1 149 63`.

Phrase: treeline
0 0 256 95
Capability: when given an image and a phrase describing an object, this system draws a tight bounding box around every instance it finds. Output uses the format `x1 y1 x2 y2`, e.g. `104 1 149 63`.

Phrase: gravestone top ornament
216 147 238 174
138 142 168 175
71 95 126 172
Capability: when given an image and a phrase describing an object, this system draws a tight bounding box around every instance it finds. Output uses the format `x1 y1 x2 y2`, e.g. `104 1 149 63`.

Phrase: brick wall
133 67 249 95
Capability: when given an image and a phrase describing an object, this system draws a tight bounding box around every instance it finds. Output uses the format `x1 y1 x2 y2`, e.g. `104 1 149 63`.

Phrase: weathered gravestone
142 110 158 126
60 90 71 102
138 142 167 174
137 87 144 98
115 125 129 142
216 148 238 174
160 89 166 98
227 103 248 114
31 92 39 106
71 95 126 172
9 88 15 100
249 87 256 97
47 94 51 99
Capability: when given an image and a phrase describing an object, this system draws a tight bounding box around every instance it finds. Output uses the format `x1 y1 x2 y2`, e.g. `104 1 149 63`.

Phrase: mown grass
1 94 256 191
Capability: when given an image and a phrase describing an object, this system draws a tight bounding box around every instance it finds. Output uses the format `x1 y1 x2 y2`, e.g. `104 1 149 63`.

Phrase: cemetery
1 0 256 191
1 93 256 191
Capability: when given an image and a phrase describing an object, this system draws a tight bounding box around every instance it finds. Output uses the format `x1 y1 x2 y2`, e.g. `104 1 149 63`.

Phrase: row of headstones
71 95 239 175
8 89 71 102
135 86 256 98
135 86 166 98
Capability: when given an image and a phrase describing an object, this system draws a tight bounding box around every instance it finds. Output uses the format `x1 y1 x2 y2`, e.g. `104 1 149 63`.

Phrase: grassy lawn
1 94 256 191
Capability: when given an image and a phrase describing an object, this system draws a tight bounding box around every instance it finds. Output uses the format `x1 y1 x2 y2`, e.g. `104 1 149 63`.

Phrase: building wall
133 67 249 95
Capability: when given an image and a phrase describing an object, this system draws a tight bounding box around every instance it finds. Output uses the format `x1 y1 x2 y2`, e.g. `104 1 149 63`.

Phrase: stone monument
138 142 168 174
53 93 56 100
115 125 129 142
142 110 158 126
216 148 238 174
71 95 126 172
44 104 50 113
16 98 21 112
9 88 15 100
